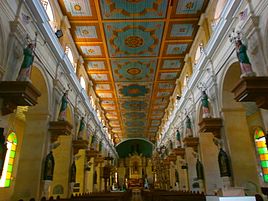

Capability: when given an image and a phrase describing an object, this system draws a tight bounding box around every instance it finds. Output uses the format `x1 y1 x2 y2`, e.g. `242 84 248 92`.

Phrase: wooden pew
142 190 206 201
56 191 131 201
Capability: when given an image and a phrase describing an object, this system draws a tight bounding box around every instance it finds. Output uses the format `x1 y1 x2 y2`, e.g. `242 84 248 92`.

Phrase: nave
1 0 268 201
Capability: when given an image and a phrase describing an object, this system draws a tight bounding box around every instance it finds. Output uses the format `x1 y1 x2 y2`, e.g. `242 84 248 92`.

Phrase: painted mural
100 0 168 19
59 0 208 141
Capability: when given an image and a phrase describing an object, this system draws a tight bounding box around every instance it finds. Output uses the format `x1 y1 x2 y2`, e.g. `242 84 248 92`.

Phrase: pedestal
168 153 177 162
0 81 41 115
199 118 222 138
222 176 232 189
73 140 89 155
173 148 185 158
69 182 75 197
41 180 52 199
48 121 73 142
183 137 199 151
198 179 205 192
231 76 268 109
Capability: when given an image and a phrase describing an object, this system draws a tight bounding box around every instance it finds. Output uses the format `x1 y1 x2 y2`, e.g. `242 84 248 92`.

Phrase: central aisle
131 189 143 201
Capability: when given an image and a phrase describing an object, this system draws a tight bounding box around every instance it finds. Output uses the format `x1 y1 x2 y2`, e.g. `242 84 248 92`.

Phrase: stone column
185 147 197 191
176 156 188 191
222 109 259 187
199 133 222 194
12 113 50 201
96 163 101 192
169 162 176 190
75 150 86 193
50 135 72 198
87 157 95 193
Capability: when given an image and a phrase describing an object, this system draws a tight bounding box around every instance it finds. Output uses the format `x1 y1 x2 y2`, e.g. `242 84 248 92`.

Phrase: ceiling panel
58 0 209 143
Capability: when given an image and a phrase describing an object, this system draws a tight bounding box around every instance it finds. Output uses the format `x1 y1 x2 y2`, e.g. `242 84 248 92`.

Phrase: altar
128 178 143 188
128 154 144 188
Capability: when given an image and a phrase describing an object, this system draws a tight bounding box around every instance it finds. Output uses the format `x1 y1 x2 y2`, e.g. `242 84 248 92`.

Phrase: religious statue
196 159 204 180
144 176 149 189
175 170 179 183
186 115 193 137
17 43 35 82
90 134 96 149
176 129 181 147
169 139 173 150
235 39 256 78
58 91 68 121
218 148 231 177
43 151 55 181
93 171 97 184
98 141 102 152
77 117 85 140
0 129 7 178
201 91 211 118
70 161 76 183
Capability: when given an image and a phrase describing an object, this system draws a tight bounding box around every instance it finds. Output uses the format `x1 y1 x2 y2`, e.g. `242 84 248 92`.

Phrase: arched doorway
10 66 50 200
221 61 261 194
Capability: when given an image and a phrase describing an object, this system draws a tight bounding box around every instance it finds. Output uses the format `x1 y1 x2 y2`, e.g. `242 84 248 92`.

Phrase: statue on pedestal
58 91 68 121
77 117 85 140
218 148 231 177
169 140 173 150
175 169 179 183
235 39 256 78
90 134 95 149
70 161 76 183
43 151 55 181
176 129 181 147
185 115 193 137
99 141 102 152
201 91 211 118
17 43 35 82
196 159 204 180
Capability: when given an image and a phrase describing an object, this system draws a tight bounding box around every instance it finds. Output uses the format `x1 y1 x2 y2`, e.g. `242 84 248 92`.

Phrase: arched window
40 0 57 31
194 43 203 66
212 0 227 30
65 46 75 69
80 76 86 90
0 131 17 187
183 74 189 88
255 128 268 183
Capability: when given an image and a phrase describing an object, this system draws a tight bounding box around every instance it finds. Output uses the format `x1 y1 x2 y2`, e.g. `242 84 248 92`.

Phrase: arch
40 0 57 31
115 138 154 158
65 46 75 69
80 76 86 90
214 0 227 22
194 43 203 65
220 58 260 188
11 63 51 200
30 63 52 114
218 57 240 109
52 184 64 194
0 131 17 187
211 0 227 30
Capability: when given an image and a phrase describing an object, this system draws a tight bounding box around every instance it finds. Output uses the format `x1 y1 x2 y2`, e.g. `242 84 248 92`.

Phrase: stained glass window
0 132 17 187
255 128 268 183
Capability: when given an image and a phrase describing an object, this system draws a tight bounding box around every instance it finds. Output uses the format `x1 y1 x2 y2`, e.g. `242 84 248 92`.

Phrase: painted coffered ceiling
58 0 208 143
